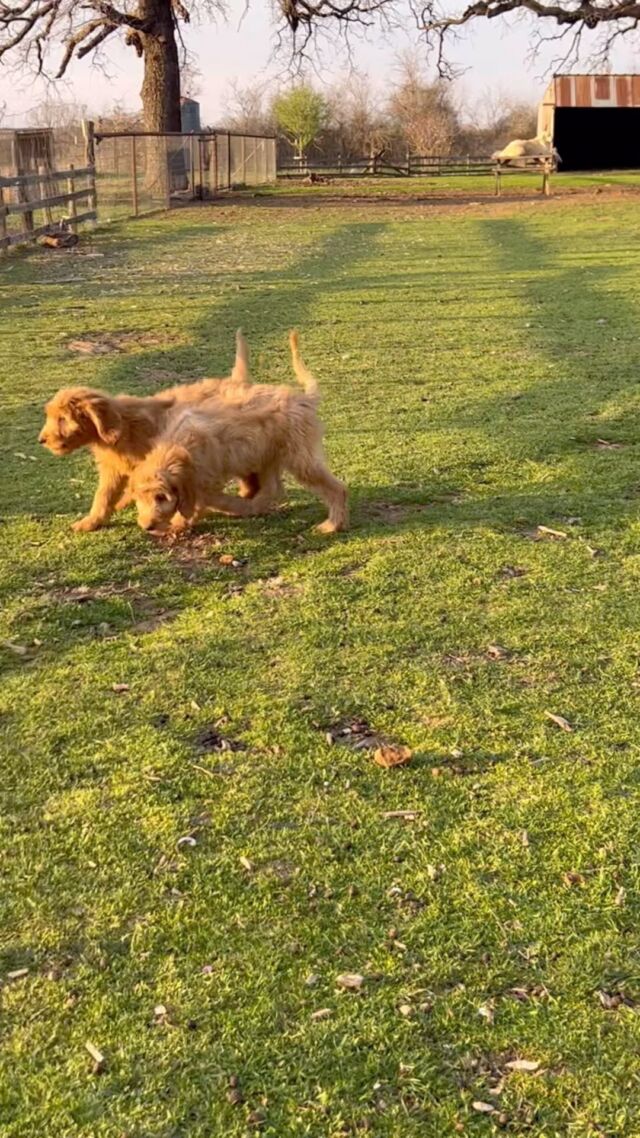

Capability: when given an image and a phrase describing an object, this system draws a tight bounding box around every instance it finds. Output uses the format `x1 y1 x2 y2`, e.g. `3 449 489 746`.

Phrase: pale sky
0 1 636 126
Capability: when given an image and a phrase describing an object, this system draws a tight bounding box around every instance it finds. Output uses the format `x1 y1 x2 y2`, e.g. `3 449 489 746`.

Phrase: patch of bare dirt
67 330 182 356
39 582 175 634
165 533 225 579
363 501 431 524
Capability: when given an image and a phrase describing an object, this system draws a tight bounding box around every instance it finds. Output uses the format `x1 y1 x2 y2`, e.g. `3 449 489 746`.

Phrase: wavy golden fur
38 331 259 531
131 331 348 536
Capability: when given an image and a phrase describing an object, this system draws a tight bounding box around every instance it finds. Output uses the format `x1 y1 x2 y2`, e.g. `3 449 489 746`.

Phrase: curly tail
289 330 318 398
231 328 250 384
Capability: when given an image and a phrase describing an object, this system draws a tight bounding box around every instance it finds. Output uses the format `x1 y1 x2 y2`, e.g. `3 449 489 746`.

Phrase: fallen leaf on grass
176 836 197 849
326 716 382 750
6 968 29 981
563 871 585 887
486 644 510 660
478 1002 495 1024
373 744 412 769
597 989 635 1010
111 682 130 694
227 1087 244 1106
336 973 365 991
545 711 573 732
219 554 247 568
239 856 254 872
595 438 623 450
505 1059 540 1072
311 1007 333 1021
472 1101 496 1114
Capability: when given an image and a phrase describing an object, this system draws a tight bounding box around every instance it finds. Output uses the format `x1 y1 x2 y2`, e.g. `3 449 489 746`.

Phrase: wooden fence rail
0 162 97 253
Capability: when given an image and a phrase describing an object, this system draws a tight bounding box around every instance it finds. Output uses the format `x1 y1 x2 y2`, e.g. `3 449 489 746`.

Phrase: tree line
223 62 537 163
16 62 537 165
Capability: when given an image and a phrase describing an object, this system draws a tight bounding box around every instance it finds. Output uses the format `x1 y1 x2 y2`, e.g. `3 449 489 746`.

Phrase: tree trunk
139 0 181 132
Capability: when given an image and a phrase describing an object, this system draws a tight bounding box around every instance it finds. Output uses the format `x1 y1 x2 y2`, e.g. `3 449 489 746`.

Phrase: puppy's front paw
315 519 339 535
72 516 102 533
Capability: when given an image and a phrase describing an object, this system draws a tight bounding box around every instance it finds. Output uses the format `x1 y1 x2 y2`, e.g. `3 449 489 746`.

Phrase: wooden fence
278 154 494 179
0 162 96 252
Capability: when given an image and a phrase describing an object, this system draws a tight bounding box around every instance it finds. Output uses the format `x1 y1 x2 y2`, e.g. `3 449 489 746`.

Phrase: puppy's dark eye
154 492 169 505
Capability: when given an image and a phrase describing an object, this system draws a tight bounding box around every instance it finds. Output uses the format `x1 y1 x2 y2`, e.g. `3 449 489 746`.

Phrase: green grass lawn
3 191 640 1137
266 170 640 198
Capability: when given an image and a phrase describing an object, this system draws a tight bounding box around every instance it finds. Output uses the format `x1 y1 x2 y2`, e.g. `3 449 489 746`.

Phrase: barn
538 75 640 171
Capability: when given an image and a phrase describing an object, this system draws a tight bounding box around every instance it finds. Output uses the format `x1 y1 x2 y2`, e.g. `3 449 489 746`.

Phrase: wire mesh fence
94 130 276 221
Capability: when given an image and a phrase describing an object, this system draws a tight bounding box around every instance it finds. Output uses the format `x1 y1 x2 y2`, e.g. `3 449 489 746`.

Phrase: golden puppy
38 331 259 531
130 331 348 536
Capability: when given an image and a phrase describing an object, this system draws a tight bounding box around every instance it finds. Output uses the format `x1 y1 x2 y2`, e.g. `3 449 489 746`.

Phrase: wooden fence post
542 158 551 197
227 132 232 189
67 165 78 232
494 165 501 197
82 120 97 224
131 135 139 216
39 164 54 230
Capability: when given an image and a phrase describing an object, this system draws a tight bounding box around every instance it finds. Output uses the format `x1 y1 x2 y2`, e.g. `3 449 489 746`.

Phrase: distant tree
96 101 144 133
457 89 537 155
388 53 459 156
29 100 89 128
329 74 390 160
273 85 330 160
220 80 276 135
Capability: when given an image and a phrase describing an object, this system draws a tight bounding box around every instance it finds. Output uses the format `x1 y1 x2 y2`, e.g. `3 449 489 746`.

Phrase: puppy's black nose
39 436 47 445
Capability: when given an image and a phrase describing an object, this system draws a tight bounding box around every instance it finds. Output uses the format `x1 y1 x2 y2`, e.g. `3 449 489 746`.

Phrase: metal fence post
197 136 204 198
131 135 139 216
0 184 7 253
227 131 231 190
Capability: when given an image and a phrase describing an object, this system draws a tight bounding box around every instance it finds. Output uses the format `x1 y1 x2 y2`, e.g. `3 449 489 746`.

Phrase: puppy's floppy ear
77 393 122 444
166 445 196 519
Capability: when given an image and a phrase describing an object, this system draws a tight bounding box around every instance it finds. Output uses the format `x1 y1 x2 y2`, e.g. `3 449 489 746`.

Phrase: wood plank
595 75 611 101
632 75 640 106
557 76 573 107
616 76 630 106
0 166 93 189
5 188 92 215
575 76 592 107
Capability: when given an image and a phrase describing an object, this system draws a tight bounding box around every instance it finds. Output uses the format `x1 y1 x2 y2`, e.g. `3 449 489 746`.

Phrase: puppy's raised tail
231 328 250 384
289 330 318 398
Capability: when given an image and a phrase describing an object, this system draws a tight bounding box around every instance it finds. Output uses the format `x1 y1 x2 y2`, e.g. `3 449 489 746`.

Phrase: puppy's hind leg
288 458 348 534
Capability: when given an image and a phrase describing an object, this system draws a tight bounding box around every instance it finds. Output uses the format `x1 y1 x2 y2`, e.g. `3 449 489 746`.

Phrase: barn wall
552 74 640 108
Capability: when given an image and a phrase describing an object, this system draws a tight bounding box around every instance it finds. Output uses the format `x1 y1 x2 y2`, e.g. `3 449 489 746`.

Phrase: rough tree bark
138 0 182 131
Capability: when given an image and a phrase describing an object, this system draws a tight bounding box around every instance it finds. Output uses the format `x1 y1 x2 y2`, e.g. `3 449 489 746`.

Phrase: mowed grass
264 170 640 198
2 192 640 1137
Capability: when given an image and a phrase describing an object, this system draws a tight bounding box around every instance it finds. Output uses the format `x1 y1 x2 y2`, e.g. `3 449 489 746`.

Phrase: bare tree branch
416 0 640 75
